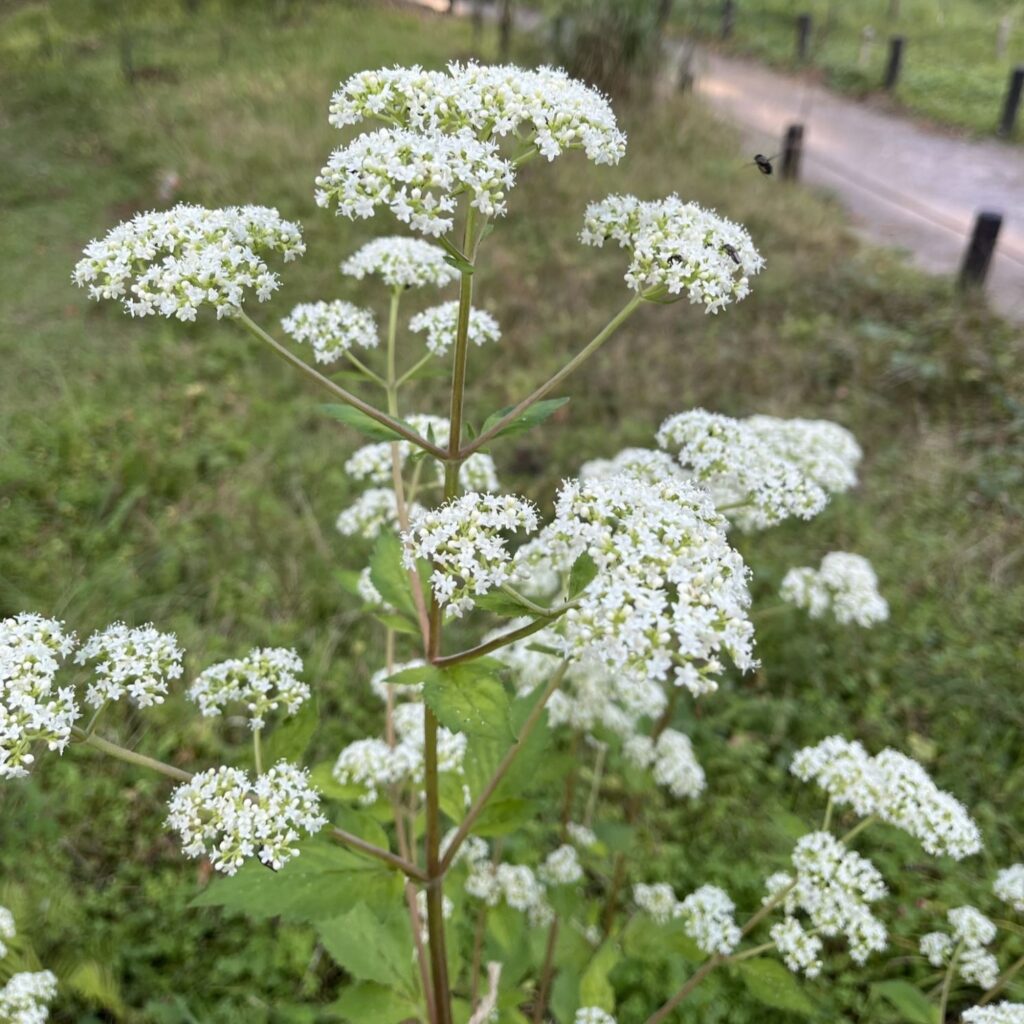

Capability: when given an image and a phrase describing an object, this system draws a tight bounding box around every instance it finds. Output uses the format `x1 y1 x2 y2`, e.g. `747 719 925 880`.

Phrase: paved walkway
409 0 1024 321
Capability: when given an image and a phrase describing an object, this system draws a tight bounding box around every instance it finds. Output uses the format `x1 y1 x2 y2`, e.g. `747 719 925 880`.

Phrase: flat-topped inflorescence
581 194 763 311
781 552 889 627
920 906 1000 989
995 863 1024 913
280 300 378 364
72 204 304 321
340 236 459 290
76 622 183 709
408 301 501 357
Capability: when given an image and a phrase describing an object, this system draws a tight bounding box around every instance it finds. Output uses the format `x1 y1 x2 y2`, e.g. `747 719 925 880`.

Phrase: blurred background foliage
0 0 1022 1021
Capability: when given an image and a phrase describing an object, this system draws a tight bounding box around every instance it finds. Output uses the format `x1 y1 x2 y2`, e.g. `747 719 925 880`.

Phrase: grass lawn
675 0 1024 136
1 1 1023 1021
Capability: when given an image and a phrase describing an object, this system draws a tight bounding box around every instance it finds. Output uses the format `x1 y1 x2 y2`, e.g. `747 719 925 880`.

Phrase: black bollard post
780 124 805 180
795 13 812 61
722 0 735 40
997 66 1024 138
883 35 905 89
959 211 1003 290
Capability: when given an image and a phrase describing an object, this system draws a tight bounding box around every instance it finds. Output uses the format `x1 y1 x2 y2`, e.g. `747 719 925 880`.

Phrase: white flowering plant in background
1 58 1019 1024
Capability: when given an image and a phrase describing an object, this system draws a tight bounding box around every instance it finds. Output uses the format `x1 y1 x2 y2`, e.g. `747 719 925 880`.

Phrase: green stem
583 742 607 829
344 350 386 386
387 287 401 394
822 797 834 832
839 815 878 843
83 699 109 738
329 827 428 881
253 727 263 776
235 311 448 460
728 940 779 963
532 916 560 1024
74 729 193 783
439 662 569 875
937 939 965 1024
460 294 643 457
396 352 436 388
644 955 724 1024
431 615 560 669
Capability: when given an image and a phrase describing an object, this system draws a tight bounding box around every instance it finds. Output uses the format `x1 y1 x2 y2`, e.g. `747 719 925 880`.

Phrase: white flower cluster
333 701 466 805
920 906 1000 989
403 493 539 616
529 473 754 696
566 822 598 849
357 567 388 608
408 301 501 358
327 62 625 166
0 970 58 1024
580 194 763 311
963 1005 1024 1024
575 1010 617 1024
539 844 584 886
0 906 57 1023
188 648 308 730
769 831 888 968
280 300 378 364
657 409 861 530
1 614 79 779
791 737 983 860
770 916 824 977
316 128 514 236
336 488 419 540
579 447 683 487
343 414 499 493
781 552 889 627
75 623 183 709
678 885 742 956
340 236 458 290
73 204 304 320
995 864 1024 913
633 882 682 924
462 842 554 927
166 761 326 875
624 729 706 800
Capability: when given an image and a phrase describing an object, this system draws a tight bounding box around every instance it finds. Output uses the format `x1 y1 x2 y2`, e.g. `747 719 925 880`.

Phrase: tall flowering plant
2 61 1020 1024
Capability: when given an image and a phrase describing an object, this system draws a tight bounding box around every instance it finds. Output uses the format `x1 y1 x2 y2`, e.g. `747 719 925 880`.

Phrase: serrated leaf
871 980 934 1024
369 531 417 621
579 941 619 1012
423 664 513 740
320 404 410 443
263 698 318 766
568 552 598 598
190 842 402 921
737 958 816 1016
317 904 415 992
331 982 421 1024
481 397 570 441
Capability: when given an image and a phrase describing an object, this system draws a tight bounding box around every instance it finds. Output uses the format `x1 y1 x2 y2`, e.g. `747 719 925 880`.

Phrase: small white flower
408 301 501 358
403 493 539 617
189 647 308 730
771 916 824 977
650 729 706 800
678 885 741 955
540 844 584 886
633 882 680 924
340 236 458 289
73 204 304 320
75 622 183 709
357 566 388 608
995 864 1024 914
336 488 421 539
0 970 58 1024
566 822 598 849
166 761 326 874
581 194 762 311
1 614 79 779
963 1004 1024 1024
921 932 954 966
575 1010 617 1024
922 907 1000 990
781 552 889 627
0 905 15 959
280 300 378 363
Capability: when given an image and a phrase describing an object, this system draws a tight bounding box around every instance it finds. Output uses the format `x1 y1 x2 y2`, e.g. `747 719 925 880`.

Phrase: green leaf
320 404 410 443
369 531 417 621
372 611 421 635
473 589 536 617
334 806 391 852
871 980 934 1024
471 797 535 836
737 959 816 1017
568 552 598 598
331 982 421 1024
317 903 415 992
191 842 402 921
263 698 318 766
579 941 619 1012
423 663 513 741
481 397 570 441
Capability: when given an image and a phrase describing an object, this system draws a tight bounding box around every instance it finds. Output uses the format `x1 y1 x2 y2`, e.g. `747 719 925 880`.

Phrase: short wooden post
998 66 1024 137
722 0 735 40
996 14 1013 58
883 35 905 89
959 211 1003 289
858 25 875 68
780 123 804 180
795 13 812 62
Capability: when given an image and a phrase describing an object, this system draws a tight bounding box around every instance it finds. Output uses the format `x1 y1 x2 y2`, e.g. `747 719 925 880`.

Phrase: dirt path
409 1 1024 321
683 46 1024 321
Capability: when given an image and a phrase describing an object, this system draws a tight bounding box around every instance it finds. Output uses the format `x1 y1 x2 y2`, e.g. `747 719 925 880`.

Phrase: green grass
1 1 1023 1021
675 0 1024 137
